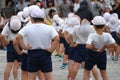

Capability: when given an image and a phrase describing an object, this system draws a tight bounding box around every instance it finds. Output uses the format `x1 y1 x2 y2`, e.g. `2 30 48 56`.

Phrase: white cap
111 13 118 19
30 8 45 18
10 18 21 31
109 16 119 25
23 7 29 19
92 16 106 25
17 11 23 21
11 15 19 20
103 12 111 22
28 5 40 14
53 15 64 25
53 15 59 21
68 12 74 18
66 15 80 27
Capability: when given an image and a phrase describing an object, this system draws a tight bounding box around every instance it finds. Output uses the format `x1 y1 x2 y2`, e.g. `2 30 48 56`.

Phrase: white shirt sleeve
18 26 27 38
50 27 59 39
116 25 120 33
86 33 93 44
1 23 9 36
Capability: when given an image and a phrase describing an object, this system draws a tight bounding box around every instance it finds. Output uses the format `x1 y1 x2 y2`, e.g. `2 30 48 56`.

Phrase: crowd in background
0 0 119 29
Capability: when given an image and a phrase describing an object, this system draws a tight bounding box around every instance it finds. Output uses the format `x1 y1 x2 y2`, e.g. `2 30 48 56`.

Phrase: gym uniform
18 23 58 72
69 22 95 63
1 23 20 62
85 32 115 70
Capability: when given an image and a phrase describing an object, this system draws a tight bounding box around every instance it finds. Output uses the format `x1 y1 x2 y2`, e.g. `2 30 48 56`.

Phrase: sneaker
60 63 67 69
58 56 62 61
89 77 93 80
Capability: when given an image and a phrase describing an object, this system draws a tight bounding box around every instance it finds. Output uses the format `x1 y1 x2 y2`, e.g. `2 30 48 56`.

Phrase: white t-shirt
116 25 120 34
106 21 120 32
1 23 17 41
73 3 80 12
70 23 95 44
86 32 115 51
18 23 58 50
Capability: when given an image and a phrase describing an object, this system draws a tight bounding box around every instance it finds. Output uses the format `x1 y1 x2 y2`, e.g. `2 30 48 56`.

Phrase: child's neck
96 29 103 35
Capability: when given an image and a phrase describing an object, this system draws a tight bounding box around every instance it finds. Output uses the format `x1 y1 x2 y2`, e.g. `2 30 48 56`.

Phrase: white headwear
109 16 119 25
28 5 40 14
53 15 64 25
10 18 21 31
30 8 45 18
92 16 106 25
68 12 75 18
103 12 111 22
23 7 29 19
66 15 80 27
17 11 23 21
111 13 119 19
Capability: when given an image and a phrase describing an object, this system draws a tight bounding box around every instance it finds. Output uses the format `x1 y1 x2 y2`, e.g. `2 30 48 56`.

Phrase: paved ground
0 50 120 80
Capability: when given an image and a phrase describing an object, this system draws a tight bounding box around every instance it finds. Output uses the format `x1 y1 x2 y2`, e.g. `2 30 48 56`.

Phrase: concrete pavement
0 50 120 80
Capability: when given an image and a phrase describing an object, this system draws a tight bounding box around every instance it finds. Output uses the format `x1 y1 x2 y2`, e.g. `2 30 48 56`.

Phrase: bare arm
13 38 24 55
16 34 31 50
46 35 60 53
0 35 9 48
67 34 77 47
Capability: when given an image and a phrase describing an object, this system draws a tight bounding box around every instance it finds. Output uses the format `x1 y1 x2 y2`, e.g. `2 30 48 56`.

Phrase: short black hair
5 0 14 6
95 25 105 29
49 9 56 18
32 17 44 22
47 1 54 7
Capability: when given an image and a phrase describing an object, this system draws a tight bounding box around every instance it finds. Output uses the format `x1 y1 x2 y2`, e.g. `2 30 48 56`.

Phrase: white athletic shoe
89 77 93 80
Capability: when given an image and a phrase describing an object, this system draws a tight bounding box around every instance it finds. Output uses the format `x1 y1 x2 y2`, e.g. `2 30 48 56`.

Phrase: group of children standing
0 2 120 80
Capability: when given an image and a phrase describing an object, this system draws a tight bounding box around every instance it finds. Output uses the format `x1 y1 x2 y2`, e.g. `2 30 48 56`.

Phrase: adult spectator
15 0 28 14
73 0 81 13
75 1 93 21
87 0 102 17
59 0 72 18
45 1 57 22
3 0 14 23
111 0 120 19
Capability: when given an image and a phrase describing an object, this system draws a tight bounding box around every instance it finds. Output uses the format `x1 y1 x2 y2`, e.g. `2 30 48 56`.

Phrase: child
68 18 98 80
0 16 21 80
84 16 117 80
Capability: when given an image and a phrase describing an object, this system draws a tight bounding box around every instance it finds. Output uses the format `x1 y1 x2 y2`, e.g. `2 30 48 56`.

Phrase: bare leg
91 66 99 80
28 72 37 80
100 70 109 80
21 71 28 80
4 62 14 80
71 62 80 80
13 60 19 80
84 69 90 80
68 60 74 79
115 45 120 61
37 70 45 80
43 72 53 80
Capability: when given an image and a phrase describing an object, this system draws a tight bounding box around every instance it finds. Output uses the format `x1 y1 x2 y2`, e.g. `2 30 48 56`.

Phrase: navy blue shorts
7 42 20 62
27 49 52 73
20 53 27 71
111 32 120 45
68 47 75 60
60 37 64 43
74 44 86 63
63 38 70 55
85 50 107 70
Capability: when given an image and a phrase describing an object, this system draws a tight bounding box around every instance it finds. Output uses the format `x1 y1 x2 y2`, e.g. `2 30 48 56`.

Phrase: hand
45 48 53 53
72 43 78 47
89 45 98 52
18 50 24 55
24 44 32 50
